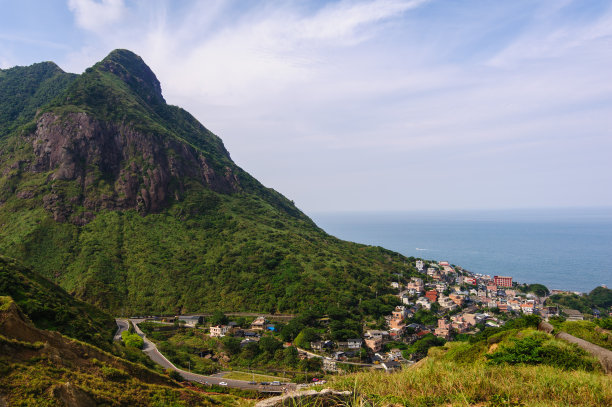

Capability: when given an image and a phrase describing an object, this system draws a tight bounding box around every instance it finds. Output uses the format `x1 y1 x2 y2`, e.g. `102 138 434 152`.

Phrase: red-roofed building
425 290 438 303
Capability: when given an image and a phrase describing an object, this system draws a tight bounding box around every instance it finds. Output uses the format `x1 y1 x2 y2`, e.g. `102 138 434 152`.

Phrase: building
434 319 451 338
210 325 229 337
415 260 424 272
425 290 438 303
251 316 267 330
365 336 383 352
322 358 338 372
564 309 584 321
494 276 513 288
347 338 363 349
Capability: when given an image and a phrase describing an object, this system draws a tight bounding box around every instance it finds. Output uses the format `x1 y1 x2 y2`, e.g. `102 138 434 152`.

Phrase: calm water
311 208 612 293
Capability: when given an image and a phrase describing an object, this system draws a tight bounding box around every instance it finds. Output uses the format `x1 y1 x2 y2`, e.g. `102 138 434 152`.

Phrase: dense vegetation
139 322 321 379
0 61 76 137
0 49 415 315
0 255 115 350
0 306 246 406
548 286 612 313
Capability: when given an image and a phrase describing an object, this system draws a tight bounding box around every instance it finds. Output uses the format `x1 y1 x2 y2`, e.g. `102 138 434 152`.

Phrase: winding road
115 318 295 393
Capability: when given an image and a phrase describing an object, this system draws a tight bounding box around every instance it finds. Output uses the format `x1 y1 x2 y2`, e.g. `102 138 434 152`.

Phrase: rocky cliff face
29 111 240 224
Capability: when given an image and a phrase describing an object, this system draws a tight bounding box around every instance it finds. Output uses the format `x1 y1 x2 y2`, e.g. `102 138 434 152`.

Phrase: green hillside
0 49 412 315
0 296 248 407
0 255 114 350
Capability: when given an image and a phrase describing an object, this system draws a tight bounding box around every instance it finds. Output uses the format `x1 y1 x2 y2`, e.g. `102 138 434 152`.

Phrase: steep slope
0 297 246 406
0 49 413 314
0 255 114 350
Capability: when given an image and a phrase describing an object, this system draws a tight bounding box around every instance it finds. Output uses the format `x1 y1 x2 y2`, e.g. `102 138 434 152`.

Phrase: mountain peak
95 49 165 104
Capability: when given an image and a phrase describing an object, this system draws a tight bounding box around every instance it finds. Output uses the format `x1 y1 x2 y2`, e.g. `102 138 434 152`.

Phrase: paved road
125 319 295 393
114 318 129 341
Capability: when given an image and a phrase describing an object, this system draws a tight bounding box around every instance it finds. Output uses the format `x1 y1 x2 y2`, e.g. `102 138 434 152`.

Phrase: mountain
0 49 412 314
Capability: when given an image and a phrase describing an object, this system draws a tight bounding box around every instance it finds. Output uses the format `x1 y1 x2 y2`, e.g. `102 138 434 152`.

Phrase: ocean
310 208 612 294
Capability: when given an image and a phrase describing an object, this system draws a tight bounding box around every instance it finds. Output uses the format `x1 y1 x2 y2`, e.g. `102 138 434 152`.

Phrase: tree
281 319 304 342
294 328 319 349
283 346 299 366
221 336 241 355
209 310 228 326
241 341 260 359
259 335 282 354
121 331 143 349
527 284 550 297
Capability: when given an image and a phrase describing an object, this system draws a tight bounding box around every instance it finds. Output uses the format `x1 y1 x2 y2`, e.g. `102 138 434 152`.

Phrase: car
271 381 281 386
219 382 228 386
260 382 270 385
248 381 257 385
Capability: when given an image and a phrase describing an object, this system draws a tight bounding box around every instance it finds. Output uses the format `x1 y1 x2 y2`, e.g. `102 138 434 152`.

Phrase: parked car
248 381 257 385
271 381 281 386
260 382 270 385
219 382 228 386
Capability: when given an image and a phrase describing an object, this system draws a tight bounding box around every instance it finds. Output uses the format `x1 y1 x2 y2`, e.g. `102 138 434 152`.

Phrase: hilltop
0 49 413 315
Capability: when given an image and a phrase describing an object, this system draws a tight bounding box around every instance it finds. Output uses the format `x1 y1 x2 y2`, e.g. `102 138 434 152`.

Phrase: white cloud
67 0 126 33
58 0 612 211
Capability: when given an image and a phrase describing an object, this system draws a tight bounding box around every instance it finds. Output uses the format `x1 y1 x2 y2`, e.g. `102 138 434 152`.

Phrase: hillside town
133 258 609 376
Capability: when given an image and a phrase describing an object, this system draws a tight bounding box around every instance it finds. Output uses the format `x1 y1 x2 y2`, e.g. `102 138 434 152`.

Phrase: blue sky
1 0 611 212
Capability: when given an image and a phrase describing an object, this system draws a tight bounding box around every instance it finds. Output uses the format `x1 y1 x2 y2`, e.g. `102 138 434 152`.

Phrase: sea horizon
310 206 612 294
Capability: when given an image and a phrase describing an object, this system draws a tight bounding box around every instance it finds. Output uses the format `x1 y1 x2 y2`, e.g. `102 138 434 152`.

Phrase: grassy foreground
331 358 611 407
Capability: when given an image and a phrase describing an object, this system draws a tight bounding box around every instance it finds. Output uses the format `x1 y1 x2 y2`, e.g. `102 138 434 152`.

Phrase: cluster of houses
402 260 550 317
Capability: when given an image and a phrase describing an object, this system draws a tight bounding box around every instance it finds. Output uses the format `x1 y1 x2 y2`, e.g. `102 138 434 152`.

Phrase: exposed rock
255 389 353 407
29 112 240 223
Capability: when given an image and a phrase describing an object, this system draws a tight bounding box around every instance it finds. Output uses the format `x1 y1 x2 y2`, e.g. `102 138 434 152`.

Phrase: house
438 295 458 311
251 316 267 330
347 338 363 349
311 341 325 351
564 309 584 321
449 293 465 306
434 319 451 339
365 336 383 352
425 290 438 303
391 281 400 289
415 260 424 271
322 358 338 372
210 325 229 337
416 297 431 310
240 338 258 347
407 278 424 292
333 351 346 360
365 330 388 339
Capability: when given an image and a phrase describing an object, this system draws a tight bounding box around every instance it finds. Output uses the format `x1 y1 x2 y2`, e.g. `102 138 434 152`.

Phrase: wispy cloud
58 0 612 211
67 0 126 33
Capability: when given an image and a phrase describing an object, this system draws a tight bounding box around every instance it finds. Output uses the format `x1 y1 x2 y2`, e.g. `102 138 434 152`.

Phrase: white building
210 325 229 337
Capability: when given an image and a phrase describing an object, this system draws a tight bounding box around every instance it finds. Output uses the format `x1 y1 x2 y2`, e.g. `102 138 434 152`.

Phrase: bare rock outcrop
29 111 240 223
